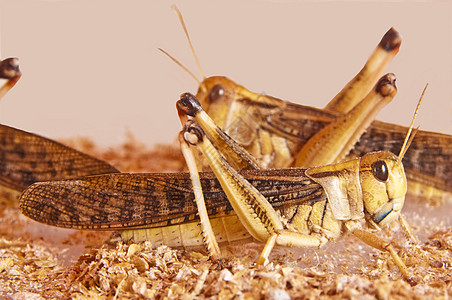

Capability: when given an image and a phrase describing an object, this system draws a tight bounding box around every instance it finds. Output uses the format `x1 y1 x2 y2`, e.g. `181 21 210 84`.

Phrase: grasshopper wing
19 168 325 230
226 96 452 196
0 125 119 191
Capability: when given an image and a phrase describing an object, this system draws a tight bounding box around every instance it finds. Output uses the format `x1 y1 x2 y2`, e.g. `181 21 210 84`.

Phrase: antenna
398 83 428 162
158 48 201 85
171 5 206 80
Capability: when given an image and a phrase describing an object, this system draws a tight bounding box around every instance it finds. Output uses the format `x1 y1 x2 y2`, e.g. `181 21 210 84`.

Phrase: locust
165 8 452 204
0 124 119 193
0 58 119 202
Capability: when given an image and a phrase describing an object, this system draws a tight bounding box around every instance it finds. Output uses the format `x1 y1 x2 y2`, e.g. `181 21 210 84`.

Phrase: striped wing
19 168 324 229
0 124 119 191
229 97 452 193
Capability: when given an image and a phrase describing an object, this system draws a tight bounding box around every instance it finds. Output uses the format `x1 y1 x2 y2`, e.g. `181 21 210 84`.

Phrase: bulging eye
208 84 225 102
372 160 388 182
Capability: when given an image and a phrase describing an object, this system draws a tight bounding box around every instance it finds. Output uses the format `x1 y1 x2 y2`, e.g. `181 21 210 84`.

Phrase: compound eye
372 160 388 182
208 84 225 102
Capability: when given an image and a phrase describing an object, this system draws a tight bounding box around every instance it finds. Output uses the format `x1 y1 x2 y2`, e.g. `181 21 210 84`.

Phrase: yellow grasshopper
19 75 423 282
174 76 422 281
166 8 452 204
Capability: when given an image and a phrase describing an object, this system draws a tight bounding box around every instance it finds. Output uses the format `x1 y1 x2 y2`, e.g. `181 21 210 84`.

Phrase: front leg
182 121 284 242
346 221 412 281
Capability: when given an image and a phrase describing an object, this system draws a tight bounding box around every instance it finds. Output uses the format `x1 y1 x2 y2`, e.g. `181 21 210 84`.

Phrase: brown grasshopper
165 8 452 204
0 58 119 201
19 75 423 281
0 124 120 193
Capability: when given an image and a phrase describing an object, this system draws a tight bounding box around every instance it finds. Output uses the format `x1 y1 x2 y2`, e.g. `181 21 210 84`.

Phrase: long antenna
158 48 201 85
171 5 206 80
398 83 428 162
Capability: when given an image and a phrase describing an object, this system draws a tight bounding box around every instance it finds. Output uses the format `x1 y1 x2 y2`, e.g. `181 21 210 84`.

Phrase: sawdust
0 136 451 299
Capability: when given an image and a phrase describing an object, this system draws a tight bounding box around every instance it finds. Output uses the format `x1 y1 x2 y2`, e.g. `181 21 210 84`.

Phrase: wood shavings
0 238 66 298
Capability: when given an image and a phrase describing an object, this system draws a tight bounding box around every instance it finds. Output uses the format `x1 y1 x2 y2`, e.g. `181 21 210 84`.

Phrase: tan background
0 0 451 147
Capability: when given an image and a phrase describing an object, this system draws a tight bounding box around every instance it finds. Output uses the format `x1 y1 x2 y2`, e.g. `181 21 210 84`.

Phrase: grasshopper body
194 76 452 202
0 58 119 194
18 123 413 278
19 151 405 248
18 77 417 279
0 124 119 193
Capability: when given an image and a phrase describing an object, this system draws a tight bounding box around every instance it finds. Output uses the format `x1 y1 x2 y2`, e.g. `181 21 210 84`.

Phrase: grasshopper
0 58 119 201
0 124 120 193
19 74 423 281
0 123 120 208
165 8 452 204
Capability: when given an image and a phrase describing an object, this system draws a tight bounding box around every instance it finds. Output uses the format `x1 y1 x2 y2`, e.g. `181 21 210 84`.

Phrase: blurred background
0 0 451 147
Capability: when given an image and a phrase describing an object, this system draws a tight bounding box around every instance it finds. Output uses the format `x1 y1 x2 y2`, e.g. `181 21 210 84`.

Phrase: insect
0 58 120 201
18 74 423 281
0 124 120 193
165 8 452 204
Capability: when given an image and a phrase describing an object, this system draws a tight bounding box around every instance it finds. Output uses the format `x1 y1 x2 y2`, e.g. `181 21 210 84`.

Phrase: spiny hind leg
176 92 273 260
177 92 262 170
325 28 401 114
0 58 21 101
180 117 294 259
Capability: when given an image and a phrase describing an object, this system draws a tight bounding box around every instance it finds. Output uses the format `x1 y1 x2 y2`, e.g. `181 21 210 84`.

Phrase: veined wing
0 124 119 191
351 121 452 194
224 94 452 194
19 168 324 230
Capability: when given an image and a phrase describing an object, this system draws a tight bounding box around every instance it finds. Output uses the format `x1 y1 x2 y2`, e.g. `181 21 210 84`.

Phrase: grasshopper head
359 151 407 227
195 76 244 130
196 76 238 111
